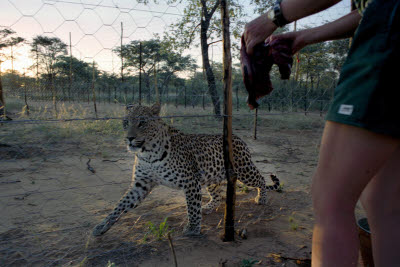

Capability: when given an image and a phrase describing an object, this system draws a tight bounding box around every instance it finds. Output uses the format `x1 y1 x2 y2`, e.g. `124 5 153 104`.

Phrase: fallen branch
86 159 96 173
167 233 178 267
0 180 21 184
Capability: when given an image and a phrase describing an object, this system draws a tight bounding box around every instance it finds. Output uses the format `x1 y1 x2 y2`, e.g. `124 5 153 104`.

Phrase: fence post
221 0 236 242
154 58 158 104
139 42 142 106
202 92 205 110
92 61 98 118
0 63 5 119
120 22 124 83
69 32 72 102
184 86 187 108
236 86 239 111
175 86 178 108
108 84 111 103
304 85 308 115
253 108 258 140
51 74 58 117
23 70 29 115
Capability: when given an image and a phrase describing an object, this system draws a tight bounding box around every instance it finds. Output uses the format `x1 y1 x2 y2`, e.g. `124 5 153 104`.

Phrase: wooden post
304 85 308 116
221 0 236 242
154 58 159 104
23 70 29 115
184 86 187 108
139 42 142 106
293 21 300 82
35 44 41 99
92 61 98 118
51 73 58 118
131 84 135 102
69 32 72 102
202 92 205 110
253 108 258 140
121 22 124 83
108 84 111 103
175 86 178 108
0 62 5 119
236 86 239 111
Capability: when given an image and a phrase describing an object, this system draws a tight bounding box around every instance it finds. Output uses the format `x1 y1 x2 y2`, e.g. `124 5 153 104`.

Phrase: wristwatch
267 0 289 27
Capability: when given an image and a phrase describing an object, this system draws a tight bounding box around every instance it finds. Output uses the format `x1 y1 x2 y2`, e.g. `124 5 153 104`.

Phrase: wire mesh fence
0 0 354 266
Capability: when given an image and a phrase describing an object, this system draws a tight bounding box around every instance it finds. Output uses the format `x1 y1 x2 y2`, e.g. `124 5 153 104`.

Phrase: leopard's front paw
183 224 201 236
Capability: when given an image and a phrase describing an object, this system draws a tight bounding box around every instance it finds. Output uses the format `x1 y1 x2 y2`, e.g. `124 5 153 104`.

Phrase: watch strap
272 0 289 27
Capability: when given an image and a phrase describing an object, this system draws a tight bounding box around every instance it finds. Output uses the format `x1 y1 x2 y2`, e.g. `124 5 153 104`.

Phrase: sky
0 0 351 76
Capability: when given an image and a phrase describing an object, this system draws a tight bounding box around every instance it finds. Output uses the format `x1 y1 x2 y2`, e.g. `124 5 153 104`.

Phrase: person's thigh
361 146 400 212
312 120 399 215
360 147 400 266
311 121 400 266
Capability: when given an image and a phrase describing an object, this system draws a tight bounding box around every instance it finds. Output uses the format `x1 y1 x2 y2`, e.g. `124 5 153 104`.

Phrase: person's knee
361 184 400 219
312 174 357 221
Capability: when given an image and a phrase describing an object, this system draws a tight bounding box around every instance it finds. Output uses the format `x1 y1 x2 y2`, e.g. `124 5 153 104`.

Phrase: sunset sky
0 0 350 76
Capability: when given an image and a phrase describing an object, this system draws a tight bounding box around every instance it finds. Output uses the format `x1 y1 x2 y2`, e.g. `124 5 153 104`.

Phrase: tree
31 36 67 115
115 39 196 102
165 0 247 116
54 55 94 82
31 36 67 82
0 28 24 119
327 39 349 73
53 55 99 100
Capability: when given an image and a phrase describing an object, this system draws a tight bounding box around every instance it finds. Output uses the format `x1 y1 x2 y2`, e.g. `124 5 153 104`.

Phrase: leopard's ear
150 103 161 116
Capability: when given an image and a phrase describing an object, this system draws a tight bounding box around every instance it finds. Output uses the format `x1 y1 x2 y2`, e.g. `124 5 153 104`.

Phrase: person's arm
244 0 342 54
271 10 361 54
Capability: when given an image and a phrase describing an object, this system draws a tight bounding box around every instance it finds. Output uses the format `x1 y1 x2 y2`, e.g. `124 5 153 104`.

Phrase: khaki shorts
326 0 400 138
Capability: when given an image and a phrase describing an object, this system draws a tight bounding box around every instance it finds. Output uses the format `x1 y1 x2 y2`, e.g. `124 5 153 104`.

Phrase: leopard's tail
266 174 281 191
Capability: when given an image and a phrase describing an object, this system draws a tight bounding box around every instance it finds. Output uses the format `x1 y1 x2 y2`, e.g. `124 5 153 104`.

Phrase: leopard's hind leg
235 163 280 205
233 139 280 205
202 183 223 214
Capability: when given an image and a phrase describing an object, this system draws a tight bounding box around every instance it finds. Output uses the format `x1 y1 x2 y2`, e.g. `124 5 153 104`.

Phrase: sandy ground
0 104 366 267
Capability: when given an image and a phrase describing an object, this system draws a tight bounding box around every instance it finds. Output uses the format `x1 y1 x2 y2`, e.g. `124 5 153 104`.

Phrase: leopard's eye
138 121 144 128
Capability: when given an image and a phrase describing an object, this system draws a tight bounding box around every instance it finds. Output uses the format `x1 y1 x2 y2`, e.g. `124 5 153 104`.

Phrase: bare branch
207 40 222 47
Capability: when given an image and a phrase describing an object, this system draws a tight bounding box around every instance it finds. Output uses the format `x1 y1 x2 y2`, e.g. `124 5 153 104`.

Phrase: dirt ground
0 102 366 267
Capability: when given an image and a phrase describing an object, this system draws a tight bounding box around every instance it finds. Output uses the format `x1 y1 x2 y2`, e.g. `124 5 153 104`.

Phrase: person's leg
360 147 400 266
311 121 399 267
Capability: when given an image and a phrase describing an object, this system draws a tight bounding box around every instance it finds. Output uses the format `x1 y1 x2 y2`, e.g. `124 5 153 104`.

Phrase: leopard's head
123 103 163 153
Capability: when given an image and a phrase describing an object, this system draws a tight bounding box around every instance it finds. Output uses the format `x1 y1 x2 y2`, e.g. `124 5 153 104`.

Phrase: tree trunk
201 19 220 116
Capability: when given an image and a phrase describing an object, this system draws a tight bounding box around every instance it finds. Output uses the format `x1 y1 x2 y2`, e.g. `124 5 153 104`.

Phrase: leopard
92 103 280 236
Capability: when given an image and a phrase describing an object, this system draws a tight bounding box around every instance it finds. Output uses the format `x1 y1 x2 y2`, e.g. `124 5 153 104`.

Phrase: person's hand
243 13 278 55
269 31 307 54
